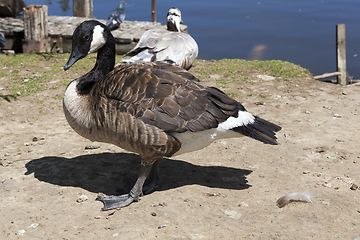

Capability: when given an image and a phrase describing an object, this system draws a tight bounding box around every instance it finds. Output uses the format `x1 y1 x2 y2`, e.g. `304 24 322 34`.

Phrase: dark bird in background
0 32 5 53
106 1 126 31
63 20 281 211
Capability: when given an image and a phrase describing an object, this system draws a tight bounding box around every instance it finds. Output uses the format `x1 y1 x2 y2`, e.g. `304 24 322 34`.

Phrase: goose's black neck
77 35 116 95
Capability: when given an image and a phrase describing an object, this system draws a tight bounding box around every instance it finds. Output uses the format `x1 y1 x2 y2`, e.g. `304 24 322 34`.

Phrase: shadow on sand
25 152 252 196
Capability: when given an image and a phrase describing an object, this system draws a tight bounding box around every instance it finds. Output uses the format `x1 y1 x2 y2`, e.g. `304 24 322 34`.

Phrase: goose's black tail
232 116 282 145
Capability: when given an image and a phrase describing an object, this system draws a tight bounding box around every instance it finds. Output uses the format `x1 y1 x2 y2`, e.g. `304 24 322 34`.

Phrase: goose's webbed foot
96 163 152 211
96 193 136 210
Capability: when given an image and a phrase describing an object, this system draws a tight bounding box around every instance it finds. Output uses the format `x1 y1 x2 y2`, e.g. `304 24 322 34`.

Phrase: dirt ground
1 58 360 239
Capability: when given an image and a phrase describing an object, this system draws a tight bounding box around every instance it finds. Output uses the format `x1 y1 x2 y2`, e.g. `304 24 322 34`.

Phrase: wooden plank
313 72 341 80
73 0 93 18
22 38 50 53
336 24 346 85
0 16 187 53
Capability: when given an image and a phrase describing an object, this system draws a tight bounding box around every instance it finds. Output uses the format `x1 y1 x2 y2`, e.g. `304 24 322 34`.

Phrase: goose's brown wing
94 62 238 133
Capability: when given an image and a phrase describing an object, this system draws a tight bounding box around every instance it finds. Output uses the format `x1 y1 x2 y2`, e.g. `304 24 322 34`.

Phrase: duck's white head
166 8 182 32
64 20 108 70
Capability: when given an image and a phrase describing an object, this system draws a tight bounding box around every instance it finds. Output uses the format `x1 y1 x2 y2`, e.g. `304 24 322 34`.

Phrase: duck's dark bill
64 48 84 71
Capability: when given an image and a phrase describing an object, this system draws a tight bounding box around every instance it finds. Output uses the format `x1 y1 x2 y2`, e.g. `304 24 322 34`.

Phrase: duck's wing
123 29 168 59
152 32 199 70
93 62 237 134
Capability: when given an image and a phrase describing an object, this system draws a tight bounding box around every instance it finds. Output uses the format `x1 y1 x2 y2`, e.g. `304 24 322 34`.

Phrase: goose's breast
63 81 97 141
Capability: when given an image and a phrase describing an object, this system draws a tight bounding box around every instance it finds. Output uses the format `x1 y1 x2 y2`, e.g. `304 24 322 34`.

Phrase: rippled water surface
25 0 360 78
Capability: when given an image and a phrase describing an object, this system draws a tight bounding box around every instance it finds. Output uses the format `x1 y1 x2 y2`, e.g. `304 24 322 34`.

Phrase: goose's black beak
64 48 84 71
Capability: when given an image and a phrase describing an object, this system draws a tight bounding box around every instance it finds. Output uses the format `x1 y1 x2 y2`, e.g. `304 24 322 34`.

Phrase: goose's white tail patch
217 111 255 131
89 25 106 54
171 110 255 156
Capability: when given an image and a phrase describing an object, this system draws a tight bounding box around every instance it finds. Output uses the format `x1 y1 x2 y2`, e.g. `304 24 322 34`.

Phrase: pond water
25 0 360 79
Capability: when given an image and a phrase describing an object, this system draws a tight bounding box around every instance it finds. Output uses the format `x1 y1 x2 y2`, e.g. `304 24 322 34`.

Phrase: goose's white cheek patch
88 25 106 54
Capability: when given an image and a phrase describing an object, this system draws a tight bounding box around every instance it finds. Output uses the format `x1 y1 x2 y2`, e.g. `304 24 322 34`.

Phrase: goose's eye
84 34 90 41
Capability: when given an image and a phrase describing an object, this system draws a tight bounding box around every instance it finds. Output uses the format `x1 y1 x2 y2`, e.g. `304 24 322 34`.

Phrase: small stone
256 74 275 81
29 223 38 228
108 211 116 216
225 210 242 219
32 137 38 142
158 225 166 229
303 171 310 174
238 202 249 207
342 92 347 95
322 182 332 188
333 114 342 118
206 192 221 197
4 50 15 55
77 195 88 203
255 102 266 105
151 212 157 216
353 235 360 240
305 111 311 114
84 145 100 150
24 142 30 146
94 216 101 219
350 183 358 190
17 229 25 236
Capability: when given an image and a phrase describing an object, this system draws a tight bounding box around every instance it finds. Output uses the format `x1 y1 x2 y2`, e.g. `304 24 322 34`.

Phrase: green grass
0 54 309 101
0 53 125 100
191 59 309 81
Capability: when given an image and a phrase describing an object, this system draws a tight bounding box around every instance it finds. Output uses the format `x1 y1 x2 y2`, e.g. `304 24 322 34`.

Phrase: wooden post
151 0 156 22
22 5 50 53
336 24 346 85
73 0 93 18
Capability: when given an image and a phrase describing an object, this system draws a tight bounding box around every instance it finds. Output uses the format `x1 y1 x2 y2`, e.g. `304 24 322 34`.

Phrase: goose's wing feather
153 32 198 69
123 29 168 58
123 30 198 70
94 62 237 133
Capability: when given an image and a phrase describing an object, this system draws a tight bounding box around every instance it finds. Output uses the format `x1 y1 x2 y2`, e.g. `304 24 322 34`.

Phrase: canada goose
123 8 198 70
106 1 126 31
63 20 281 211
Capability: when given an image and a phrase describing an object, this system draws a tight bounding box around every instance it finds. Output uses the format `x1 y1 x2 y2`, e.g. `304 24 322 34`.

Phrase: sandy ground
1 61 360 239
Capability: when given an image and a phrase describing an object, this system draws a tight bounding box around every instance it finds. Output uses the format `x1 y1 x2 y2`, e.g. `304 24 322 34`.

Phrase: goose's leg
143 159 161 194
96 162 152 211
